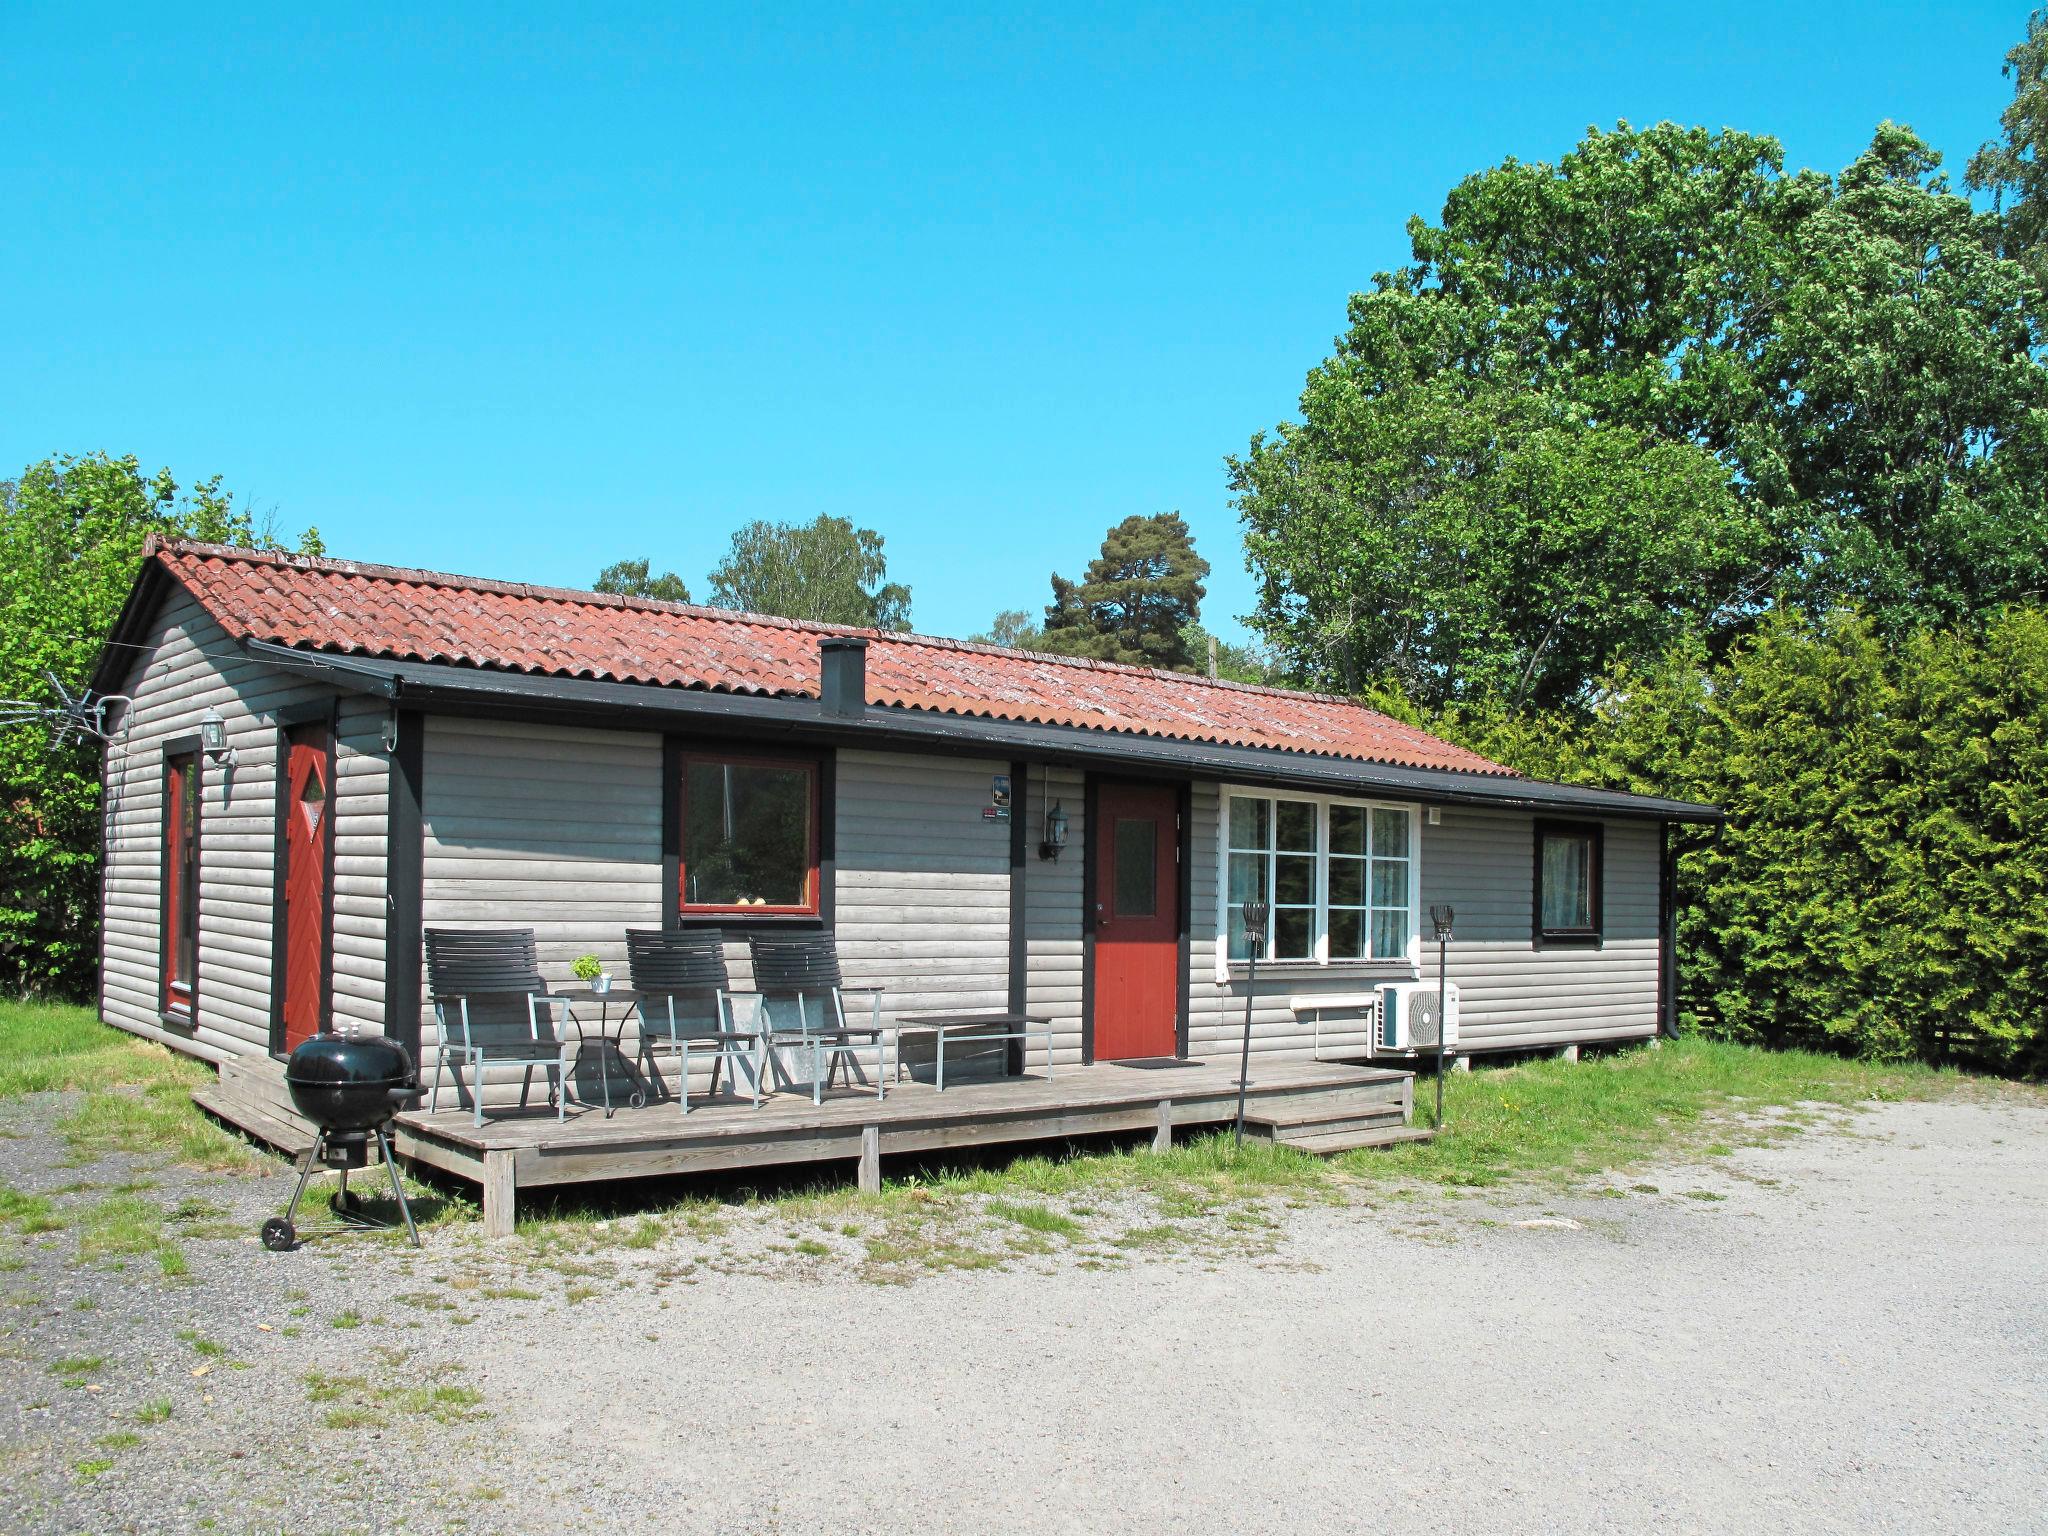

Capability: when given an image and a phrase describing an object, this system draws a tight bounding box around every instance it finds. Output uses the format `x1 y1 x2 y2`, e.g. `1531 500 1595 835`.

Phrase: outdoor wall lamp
199 707 236 767
1039 800 1068 861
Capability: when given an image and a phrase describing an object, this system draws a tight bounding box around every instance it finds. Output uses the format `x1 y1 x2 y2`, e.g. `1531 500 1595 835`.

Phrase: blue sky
1 3 2029 644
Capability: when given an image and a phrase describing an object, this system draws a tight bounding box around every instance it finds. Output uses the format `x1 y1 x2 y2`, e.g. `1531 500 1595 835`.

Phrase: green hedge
1427 609 2048 1074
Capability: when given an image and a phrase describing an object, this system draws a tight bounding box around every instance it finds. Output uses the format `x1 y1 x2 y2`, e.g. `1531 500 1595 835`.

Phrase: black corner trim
385 708 426 1057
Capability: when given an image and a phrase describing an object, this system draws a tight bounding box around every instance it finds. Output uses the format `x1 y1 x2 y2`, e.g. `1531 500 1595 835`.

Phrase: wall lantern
1039 799 1069 861
199 707 236 767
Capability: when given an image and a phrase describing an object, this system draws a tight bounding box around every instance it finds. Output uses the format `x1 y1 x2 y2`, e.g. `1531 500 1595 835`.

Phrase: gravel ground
2 1090 2044 1535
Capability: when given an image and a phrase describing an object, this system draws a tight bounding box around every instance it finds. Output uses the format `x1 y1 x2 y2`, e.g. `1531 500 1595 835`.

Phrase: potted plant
571 953 610 994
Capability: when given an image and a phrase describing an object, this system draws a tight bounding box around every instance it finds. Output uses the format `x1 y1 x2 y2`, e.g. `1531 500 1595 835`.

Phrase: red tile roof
146 538 1515 777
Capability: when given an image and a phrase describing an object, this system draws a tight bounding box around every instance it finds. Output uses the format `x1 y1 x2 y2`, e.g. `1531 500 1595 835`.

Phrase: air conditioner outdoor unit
1379 981 1459 1052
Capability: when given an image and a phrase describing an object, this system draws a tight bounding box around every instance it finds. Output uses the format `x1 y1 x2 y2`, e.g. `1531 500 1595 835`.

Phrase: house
90 538 1719 1224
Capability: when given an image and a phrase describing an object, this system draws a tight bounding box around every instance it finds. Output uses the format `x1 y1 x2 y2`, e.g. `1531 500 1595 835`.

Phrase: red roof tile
147 538 1515 777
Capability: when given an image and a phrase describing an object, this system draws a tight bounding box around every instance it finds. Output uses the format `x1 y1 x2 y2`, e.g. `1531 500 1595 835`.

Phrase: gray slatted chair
747 933 887 1105
424 927 574 1128
625 928 765 1113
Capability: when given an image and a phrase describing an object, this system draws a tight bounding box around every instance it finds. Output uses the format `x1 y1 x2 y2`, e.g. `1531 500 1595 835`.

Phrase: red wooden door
1091 782 1180 1060
282 724 331 1052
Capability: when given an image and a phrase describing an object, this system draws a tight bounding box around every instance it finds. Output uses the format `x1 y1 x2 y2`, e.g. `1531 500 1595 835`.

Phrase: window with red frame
163 752 199 1012
678 754 819 914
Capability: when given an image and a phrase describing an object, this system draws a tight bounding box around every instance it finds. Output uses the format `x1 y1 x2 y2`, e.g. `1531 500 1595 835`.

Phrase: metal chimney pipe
819 636 869 717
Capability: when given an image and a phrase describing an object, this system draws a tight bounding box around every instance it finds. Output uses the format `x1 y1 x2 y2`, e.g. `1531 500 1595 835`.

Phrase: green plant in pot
571 953 610 994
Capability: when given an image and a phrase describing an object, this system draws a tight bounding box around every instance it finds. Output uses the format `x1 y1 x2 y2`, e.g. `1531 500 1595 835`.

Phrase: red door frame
1084 776 1189 1062
160 748 201 1021
276 719 335 1055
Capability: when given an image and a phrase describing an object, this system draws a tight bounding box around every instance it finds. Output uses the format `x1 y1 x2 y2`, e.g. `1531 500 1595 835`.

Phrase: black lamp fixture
1233 898 1270 1147
199 706 236 767
1039 799 1068 861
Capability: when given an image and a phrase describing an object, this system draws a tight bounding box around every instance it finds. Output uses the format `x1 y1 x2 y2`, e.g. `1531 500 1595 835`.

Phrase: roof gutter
240 640 1726 825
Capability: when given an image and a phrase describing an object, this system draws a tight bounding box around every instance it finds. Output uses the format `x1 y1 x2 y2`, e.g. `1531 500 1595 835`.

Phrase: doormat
1109 1058 1197 1070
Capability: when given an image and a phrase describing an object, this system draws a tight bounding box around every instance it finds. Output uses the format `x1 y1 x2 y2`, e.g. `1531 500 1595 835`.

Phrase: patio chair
424 927 575 1128
625 928 766 1113
746 932 888 1105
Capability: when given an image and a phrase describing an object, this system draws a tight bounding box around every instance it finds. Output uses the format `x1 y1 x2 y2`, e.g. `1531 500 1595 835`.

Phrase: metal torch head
1430 903 1455 941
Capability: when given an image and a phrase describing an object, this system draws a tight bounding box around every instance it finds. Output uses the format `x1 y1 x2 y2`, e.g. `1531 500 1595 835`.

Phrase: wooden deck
203 1054 1415 1237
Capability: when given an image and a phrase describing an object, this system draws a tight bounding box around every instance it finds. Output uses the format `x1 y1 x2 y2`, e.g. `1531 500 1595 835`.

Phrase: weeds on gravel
304 1354 487 1430
0 1183 63 1233
75 1193 186 1276
134 1398 173 1425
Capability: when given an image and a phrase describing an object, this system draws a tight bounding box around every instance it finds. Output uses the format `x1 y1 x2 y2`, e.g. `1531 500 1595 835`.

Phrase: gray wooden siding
100 591 387 1062
1021 766 1086 1068
1175 788 1660 1062
414 725 1017 1103
832 748 1012 1015
1422 807 1660 1051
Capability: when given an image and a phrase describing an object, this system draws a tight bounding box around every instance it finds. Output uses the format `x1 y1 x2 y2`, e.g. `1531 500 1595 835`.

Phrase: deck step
1245 1098 1406 1131
193 1082 316 1158
1283 1124 1436 1156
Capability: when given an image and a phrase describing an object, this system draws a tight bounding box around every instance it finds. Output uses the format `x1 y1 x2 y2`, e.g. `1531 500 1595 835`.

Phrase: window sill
1536 931 1603 949
1224 960 1420 978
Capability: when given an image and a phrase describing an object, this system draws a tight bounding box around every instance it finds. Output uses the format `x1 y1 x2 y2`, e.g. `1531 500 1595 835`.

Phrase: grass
304 1354 488 1431
0 998 254 1170
75 1194 187 1276
1349 1038 2004 1189
0 1184 64 1234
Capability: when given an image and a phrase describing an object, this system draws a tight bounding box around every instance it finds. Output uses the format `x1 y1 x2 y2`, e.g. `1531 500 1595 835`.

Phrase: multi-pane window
679 754 819 913
1226 792 1416 963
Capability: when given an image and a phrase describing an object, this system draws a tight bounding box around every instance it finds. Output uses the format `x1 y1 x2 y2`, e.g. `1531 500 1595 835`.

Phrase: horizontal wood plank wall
101 592 337 1062
329 698 390 1035
1423 807 1660 1051
1023 765 1086 1068
417 716 664 1104
833 747 1011 1020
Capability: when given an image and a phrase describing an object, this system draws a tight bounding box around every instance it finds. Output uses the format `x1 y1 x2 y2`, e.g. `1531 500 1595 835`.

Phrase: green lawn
0 996 2027 1240
0 996 255 1169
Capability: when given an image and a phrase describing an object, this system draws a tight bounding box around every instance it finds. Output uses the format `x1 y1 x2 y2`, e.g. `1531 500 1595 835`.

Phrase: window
1535 820 1603 944
1225 791 1417 964
162 752 199 1014
678 754 819 914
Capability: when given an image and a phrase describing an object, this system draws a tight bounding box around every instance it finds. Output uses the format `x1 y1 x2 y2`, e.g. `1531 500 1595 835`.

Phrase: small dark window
163 753 200 1013
1534 820 1603 945
679 755 820 914
1113 818 1157 917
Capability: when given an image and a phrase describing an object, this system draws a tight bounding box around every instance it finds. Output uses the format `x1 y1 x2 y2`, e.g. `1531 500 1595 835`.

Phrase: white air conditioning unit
1379 981 1459 1052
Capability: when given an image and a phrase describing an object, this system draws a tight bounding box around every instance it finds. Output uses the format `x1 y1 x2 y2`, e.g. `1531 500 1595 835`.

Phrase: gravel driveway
4 1093 2043 1535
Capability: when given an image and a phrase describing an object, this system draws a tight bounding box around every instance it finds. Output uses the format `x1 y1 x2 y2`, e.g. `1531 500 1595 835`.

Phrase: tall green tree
706 515 910 630
1038 513 1210 672
0 454 320 997
1967 8 2048 293
593 557 691 602
970 609 1041 649
1234 121 2048 709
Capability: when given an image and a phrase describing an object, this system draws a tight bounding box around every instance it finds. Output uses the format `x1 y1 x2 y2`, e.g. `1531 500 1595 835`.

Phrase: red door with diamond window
281 723 331 1052
1091 781 1181 1060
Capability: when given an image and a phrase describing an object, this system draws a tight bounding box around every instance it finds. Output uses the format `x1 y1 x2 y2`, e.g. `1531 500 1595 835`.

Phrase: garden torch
1430 903 1455 1128
1234 899 1269 1148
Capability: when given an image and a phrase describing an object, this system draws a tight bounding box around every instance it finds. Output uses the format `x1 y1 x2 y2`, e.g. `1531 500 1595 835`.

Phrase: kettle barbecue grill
260 1029 425 1251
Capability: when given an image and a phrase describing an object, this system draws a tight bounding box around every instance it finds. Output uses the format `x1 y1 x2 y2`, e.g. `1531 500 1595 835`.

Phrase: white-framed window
1219 787 1420 971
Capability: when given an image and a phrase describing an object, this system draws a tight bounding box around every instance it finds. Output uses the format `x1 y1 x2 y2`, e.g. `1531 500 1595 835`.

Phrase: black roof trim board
241 639 1725 824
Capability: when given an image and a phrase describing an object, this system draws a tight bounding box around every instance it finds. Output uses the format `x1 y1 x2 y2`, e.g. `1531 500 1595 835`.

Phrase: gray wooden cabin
91 540 1719 1208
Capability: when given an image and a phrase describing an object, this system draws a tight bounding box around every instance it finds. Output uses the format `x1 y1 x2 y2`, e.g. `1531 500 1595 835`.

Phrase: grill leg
376 1127 421 1248
283 1138 323 1227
